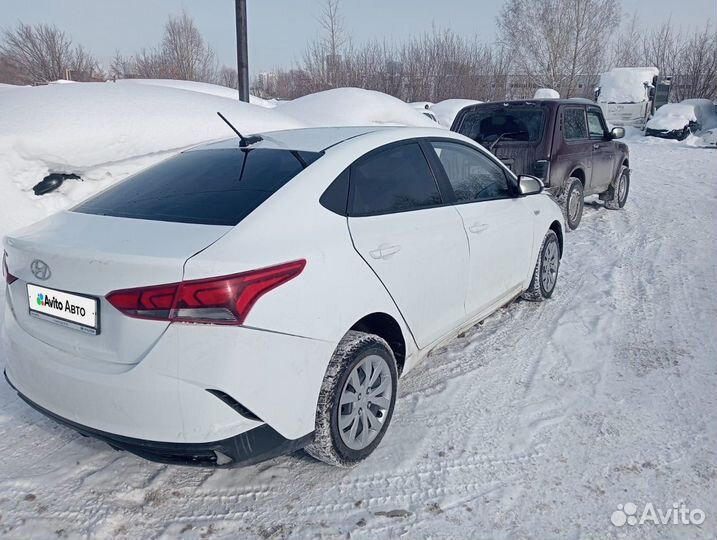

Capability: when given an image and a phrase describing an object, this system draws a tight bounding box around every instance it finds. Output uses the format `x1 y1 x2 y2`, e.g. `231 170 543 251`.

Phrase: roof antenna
217 111 263 147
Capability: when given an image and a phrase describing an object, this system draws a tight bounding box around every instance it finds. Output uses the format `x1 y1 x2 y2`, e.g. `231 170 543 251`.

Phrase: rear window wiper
488 131 529 151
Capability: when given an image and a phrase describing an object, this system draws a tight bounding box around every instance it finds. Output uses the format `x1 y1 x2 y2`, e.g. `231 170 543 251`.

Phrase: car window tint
350 143 442 216
563 108 588 140
429 141 513 203
457 107 545 144
74 148 321 226
587 110 605 139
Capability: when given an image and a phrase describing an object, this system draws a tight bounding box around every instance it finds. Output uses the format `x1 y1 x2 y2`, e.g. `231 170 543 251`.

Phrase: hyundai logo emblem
30 259 51 281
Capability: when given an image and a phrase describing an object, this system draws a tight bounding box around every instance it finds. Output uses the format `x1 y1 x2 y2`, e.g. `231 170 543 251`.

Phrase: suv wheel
558 177 584 231
305 331 398 467
605 166 630 210
522 229 560 301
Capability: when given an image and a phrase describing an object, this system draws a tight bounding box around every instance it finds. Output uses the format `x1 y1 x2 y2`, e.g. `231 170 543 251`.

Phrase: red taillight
106 259 306 325
3 251 18 285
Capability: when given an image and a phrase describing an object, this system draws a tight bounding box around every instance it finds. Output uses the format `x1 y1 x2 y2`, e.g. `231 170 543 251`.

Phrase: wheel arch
570 168 585 185
350 312 407 376
549 220 564 258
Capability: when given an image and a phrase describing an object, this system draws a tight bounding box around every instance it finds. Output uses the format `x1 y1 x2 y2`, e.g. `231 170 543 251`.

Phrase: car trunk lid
4 211 231 365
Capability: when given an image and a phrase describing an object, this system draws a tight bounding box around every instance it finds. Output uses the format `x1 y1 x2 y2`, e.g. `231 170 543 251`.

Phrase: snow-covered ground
0 86 716 538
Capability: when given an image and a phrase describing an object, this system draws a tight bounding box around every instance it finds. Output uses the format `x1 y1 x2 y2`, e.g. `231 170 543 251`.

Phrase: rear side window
456 107 546 144
563 108 588 140
349 143 442 216
74 149 321 225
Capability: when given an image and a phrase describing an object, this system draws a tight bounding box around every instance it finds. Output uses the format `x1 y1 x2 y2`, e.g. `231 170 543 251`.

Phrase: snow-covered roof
534 88 560 99
647 98 717 131
598 67 659 103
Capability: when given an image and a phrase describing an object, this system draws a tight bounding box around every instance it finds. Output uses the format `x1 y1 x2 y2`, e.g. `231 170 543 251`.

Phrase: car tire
521 229 560 302
604 166 630 210
558 177 584 231
305 330 398 467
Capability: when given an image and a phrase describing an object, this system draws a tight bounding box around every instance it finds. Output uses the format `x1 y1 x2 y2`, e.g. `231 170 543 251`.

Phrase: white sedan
3 126 564 467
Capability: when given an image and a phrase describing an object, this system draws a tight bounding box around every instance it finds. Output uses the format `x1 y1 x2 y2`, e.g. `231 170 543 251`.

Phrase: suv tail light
106 260 305 325
3 251 18 285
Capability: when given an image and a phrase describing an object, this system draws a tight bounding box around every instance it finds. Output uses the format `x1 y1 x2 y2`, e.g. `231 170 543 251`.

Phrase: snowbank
534 88 560 99
278 88 437 128
429 99 482 127
0 82 302 229
116 78 277 107
598 67 659 103
646 103 697 130
647 99 716 131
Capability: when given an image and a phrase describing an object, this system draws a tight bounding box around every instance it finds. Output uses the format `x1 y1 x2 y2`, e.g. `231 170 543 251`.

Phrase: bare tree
671 23 717 101
218 66 239 89
498 0 620 97
0 22 101 83
162 11 217 81
111 11 218 83
318 0 346 59
609 12 644 68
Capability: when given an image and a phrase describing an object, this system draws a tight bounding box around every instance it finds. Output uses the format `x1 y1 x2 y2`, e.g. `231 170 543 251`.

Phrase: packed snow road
0 138 715 539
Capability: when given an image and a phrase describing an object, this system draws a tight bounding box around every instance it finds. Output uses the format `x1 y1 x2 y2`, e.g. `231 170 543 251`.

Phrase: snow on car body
646 98 717 140
596 67 660 129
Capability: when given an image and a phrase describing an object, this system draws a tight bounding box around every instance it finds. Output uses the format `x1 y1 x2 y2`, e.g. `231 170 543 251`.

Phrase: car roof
191 126 392 153
462 98 597 109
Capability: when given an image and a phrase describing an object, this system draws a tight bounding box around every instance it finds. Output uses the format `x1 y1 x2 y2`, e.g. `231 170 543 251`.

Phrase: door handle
593 143 601 150
469 223 489 234
369 244 401 259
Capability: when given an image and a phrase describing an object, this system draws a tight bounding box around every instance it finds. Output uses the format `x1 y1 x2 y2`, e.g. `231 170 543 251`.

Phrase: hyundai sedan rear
3 126 564 467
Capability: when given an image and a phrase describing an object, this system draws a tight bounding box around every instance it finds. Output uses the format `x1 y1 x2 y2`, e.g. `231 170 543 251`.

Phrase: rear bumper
5 371 312 467
3 293 334 444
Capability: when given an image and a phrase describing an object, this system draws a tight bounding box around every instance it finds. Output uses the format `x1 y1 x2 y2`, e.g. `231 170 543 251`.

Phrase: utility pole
235 0 250 102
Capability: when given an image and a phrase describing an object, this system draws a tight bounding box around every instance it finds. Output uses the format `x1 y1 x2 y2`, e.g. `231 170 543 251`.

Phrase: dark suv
451 99 630 230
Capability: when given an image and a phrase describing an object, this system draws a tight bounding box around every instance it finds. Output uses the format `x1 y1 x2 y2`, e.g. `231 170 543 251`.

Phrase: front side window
74 148 321 225
587 109 607 139
429 141 513 203
349 143 442 216
563 108 588 140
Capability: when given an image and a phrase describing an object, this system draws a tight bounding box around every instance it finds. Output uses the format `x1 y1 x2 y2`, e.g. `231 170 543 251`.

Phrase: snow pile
598 67 659 103
429 99 482 127
116 78 277 107
646 103 697 130
0 82 302 229
533 88 560 99
647 99 717 131
278 88 437 128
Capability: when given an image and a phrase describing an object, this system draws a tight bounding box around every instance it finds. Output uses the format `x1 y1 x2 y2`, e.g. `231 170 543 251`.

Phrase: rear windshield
74 148 321 225
456 107 546 145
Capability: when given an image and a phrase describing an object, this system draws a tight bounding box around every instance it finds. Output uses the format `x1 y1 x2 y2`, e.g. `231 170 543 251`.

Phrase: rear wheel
522 229 560 302
604 166 629 210
558 177 584 231
305 331 398 467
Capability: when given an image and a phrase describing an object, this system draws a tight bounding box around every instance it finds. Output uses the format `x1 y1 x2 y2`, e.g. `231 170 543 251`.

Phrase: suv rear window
74 148 321 226
456 107 545 145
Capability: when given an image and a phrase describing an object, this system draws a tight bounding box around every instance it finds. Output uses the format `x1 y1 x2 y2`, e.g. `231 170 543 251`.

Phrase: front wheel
521 229 560 302
604 166 629 210
305 331 398 467
558 177 584 230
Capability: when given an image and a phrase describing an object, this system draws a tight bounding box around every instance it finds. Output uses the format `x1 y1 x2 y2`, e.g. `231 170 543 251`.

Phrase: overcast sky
1 0 715 75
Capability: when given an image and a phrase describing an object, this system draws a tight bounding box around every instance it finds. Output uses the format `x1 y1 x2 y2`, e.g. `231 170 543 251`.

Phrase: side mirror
518 175 544 196
610 127 625 139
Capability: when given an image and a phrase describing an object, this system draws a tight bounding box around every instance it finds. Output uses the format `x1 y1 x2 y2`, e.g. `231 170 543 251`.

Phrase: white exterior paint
3 126 564 446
